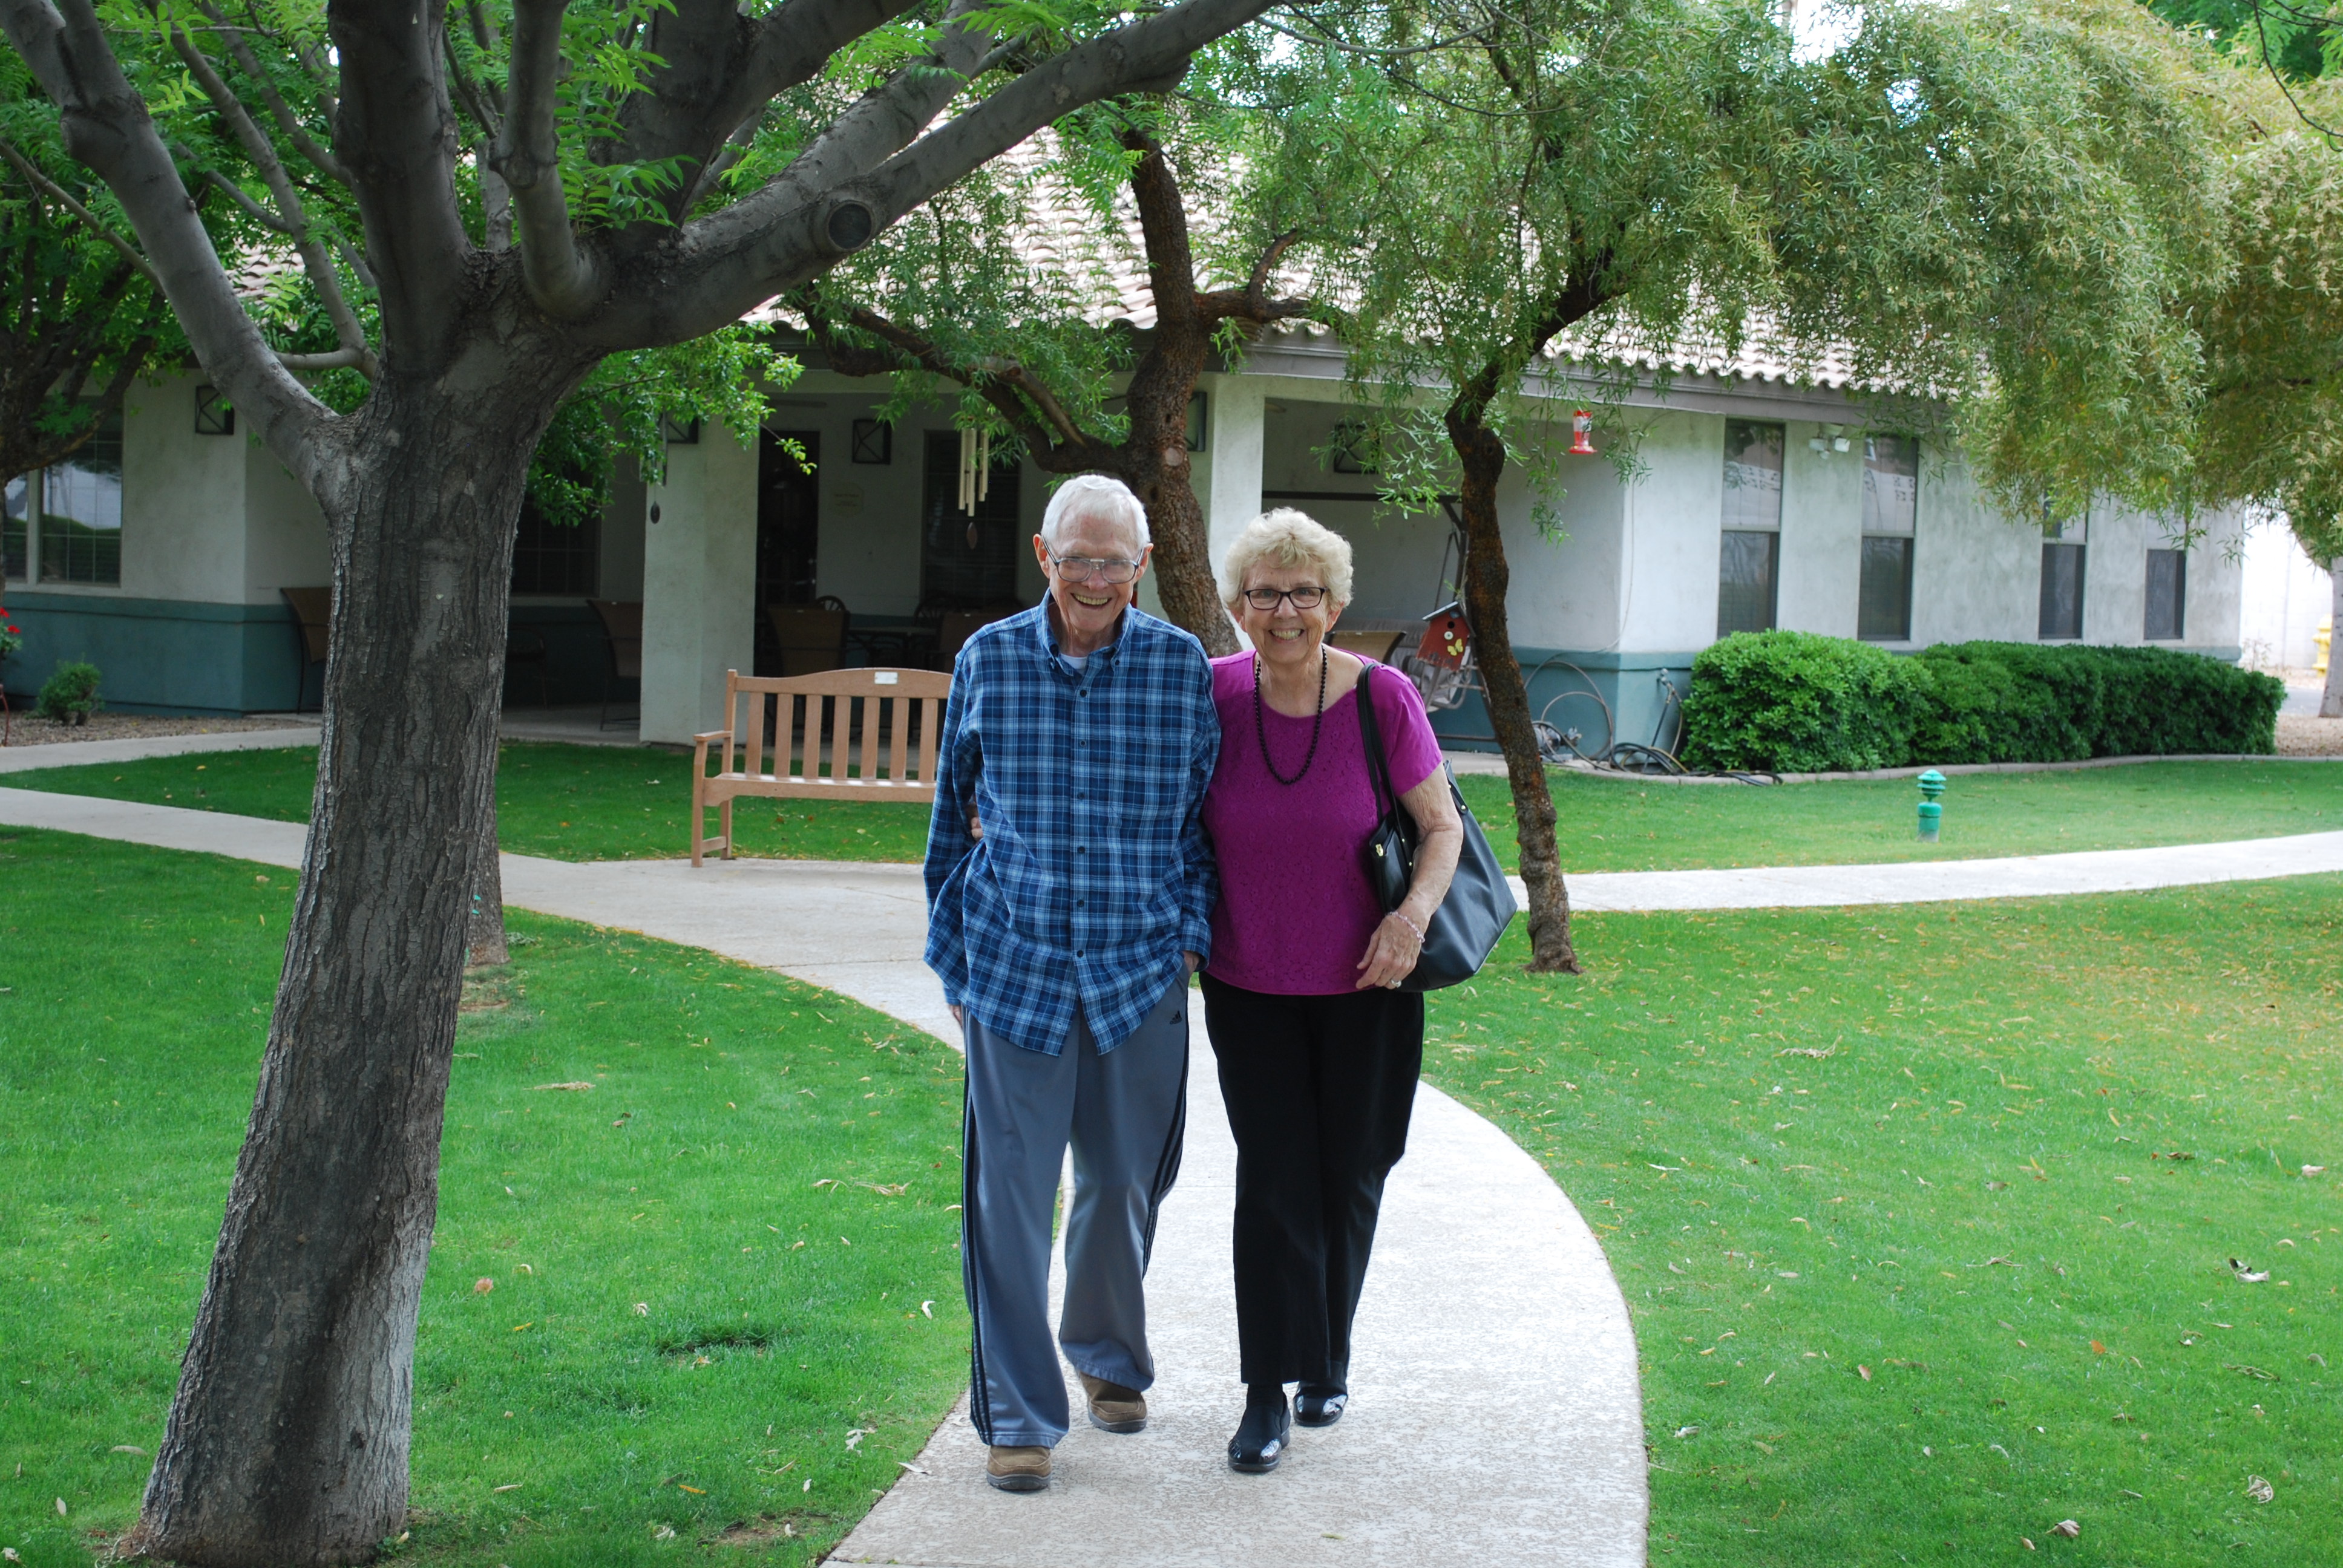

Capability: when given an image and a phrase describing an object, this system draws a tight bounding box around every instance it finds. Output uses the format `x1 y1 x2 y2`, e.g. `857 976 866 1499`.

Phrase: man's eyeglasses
1049 554 1144 584
1240 586 1328 611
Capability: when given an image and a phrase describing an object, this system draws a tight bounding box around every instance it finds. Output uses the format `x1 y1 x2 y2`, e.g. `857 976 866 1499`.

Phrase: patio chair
1329 629 1407 663
588 599 642 729
280 586 331 712
767 603 849 676
936 601 1027 664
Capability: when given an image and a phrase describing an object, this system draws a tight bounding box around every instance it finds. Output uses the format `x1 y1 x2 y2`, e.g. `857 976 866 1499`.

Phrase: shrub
1679 631 1930 773
36 660 103 721
1682 635 2284 771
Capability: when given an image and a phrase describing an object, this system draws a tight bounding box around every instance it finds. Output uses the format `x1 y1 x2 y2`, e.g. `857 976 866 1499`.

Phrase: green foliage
1682 634 2284 770
33 660 102 720
1680 633 1933 774
1909 641 2286 760
2146 0 2339 80
1237 0 2232 529
0 603 20 664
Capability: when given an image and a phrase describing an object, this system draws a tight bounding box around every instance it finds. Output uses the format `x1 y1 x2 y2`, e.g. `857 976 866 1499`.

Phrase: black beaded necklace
1253 649 1329 786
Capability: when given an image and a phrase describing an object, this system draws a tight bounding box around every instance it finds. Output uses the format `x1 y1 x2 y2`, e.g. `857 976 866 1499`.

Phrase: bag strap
1354 659 1401 829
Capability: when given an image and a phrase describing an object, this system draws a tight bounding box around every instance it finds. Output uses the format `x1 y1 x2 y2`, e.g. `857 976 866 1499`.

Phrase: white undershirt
1060 650 1090 673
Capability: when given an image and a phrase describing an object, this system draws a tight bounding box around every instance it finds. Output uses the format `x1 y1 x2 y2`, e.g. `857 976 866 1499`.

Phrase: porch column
1202 374 1265 568
640 422 758 744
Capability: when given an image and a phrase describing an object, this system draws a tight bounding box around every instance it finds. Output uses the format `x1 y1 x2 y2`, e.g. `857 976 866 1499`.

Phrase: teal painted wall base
0 593 621 716
0 592 305 715
1427 649 1699 759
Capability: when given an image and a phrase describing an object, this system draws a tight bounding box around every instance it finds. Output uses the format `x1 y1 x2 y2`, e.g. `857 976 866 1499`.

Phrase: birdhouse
1416 601 1472 670
1569 410 1596 456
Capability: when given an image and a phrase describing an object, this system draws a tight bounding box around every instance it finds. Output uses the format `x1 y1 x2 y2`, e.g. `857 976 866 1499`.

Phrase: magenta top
1202 654 1446 995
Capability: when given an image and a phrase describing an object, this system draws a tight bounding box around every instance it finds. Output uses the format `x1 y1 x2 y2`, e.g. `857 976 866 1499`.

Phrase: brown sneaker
985 1445 1051 1492
1078 1371 1148 1434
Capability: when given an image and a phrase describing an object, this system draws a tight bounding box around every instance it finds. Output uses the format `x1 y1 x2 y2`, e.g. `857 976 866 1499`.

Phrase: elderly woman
1199 508 1463 1474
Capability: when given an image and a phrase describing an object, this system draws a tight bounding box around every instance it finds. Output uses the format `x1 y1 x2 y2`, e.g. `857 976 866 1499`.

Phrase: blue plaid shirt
924 601 1220 1054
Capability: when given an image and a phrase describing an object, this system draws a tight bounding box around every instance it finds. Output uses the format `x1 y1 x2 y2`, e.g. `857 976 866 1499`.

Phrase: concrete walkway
11 786 2343 1566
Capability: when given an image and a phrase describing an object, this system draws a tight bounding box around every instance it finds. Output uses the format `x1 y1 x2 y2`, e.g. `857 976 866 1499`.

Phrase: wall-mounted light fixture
195 385 235 436
1808 423 1851 456
851 418 892 465
661 415 700 444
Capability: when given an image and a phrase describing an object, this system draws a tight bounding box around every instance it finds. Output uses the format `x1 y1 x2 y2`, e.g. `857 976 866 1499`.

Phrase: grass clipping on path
1426 880 2341 1564
0 829 967 1567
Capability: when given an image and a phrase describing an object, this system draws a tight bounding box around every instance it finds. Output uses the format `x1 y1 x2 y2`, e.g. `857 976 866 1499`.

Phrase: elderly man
925 472 1220 1493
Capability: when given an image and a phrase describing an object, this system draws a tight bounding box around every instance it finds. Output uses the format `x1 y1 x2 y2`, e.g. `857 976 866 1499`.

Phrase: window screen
41 419 122 585
1861 436 1918 535
2039 543 2086 639
2145 549 2186 641
1717 530 1780 636
1857 537 1913 641
1722 420 1784 532
510 496 601 596
921 432 1022 608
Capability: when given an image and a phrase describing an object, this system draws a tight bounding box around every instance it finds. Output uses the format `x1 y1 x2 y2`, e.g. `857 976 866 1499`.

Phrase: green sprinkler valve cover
1916 768 1946 842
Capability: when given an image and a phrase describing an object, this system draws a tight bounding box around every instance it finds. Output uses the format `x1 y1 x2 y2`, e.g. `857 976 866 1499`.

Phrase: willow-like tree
0 67 179 503
1240 0 2229 971
799 99 1306 653
0 0 1278 1557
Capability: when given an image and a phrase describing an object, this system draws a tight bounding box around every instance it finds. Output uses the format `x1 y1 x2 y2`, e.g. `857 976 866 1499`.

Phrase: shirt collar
1035 595 1131 668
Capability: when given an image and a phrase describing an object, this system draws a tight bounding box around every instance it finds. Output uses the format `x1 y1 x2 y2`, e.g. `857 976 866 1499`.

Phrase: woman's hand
1354 912 1424 990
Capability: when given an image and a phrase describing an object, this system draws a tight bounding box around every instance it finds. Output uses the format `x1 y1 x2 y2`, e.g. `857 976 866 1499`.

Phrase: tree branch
195 165 295 234
165 13 375 376
326 0 472 369
197 0 354 187
592 0 1273 350
490 0 602 318
0 0 334 492
0 136 162 287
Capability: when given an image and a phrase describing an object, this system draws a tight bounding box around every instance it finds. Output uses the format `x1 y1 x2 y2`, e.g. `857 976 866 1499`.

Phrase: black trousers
1200 973 1426 1388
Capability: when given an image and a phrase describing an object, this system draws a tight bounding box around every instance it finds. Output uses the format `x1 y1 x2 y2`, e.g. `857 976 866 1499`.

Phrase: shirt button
1075 949 1085 958
1075 898 1087 907
1076 845 1087 854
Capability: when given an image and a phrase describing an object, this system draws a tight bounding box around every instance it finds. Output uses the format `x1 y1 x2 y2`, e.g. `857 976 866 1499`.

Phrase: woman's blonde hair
1216 508 1354 611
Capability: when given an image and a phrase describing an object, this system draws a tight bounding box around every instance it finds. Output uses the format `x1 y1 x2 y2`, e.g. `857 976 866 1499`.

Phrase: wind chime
957 426 991 548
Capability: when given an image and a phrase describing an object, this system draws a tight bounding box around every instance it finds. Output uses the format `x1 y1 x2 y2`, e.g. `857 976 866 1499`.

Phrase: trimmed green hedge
1679 633 2282 774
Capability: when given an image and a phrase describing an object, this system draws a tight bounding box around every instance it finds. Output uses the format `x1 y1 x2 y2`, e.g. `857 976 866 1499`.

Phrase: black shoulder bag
1354 662 1519 990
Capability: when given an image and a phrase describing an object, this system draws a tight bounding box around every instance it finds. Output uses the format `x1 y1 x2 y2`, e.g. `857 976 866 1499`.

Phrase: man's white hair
1040 474 1151 554
1217 508 1355 610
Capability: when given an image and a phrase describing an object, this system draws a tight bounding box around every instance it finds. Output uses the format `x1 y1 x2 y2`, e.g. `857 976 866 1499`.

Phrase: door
756 429 820 676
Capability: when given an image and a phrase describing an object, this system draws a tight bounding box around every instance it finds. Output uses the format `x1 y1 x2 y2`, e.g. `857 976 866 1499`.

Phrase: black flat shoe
1294 1385 1348 1428
1227 1390 1291 1474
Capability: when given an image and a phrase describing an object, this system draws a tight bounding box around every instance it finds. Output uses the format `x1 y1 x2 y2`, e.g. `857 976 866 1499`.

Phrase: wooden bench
690 666 953 866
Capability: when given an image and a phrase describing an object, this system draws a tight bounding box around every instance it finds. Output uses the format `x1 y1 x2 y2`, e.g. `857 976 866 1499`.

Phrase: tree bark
1445 396 1579 975
465 795 508 967
2325 560 2342 719
125 364 568 1567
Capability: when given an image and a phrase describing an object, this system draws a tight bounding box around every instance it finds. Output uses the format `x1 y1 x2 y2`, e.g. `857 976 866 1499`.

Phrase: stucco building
1 335 2247 750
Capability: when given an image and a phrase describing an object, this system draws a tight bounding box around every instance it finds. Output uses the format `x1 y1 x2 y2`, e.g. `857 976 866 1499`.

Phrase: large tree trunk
125 368 565 1566
2324 560 2342 719
1119 139 1240 657
1446 398 1580 975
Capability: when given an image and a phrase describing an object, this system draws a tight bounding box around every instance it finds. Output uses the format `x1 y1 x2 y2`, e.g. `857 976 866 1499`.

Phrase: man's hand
1184 951 1202 975
950 1004 966 1027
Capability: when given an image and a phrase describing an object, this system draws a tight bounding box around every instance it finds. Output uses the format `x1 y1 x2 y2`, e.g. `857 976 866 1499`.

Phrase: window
2039 515 2086 640
1857 434 1918 641
2145 548 2186 640
1718 419 1783 636
41 418 123 585
3 474 25 581
920 431 1021 608
510 497 600 596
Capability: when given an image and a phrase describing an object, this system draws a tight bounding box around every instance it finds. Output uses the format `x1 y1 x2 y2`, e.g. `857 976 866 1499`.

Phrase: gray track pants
960 975 1189 1448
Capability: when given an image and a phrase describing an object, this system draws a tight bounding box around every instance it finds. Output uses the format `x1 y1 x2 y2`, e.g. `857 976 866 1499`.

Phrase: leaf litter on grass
1428 878 2343 1564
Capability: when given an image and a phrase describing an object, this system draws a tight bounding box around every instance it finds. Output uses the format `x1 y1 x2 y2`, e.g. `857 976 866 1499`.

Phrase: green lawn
8 746 2338 874
1421 879 2342 1563
1458 759 2343 872
0 829 968 1568
0 743 934 864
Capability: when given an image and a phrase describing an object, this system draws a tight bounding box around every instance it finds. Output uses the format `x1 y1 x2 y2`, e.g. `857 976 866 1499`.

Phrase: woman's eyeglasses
1240 586 1327 611
1049 555 1143 584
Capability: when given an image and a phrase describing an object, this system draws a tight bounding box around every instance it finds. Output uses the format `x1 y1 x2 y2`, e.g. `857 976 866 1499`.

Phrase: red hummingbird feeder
1568 410 1596 456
